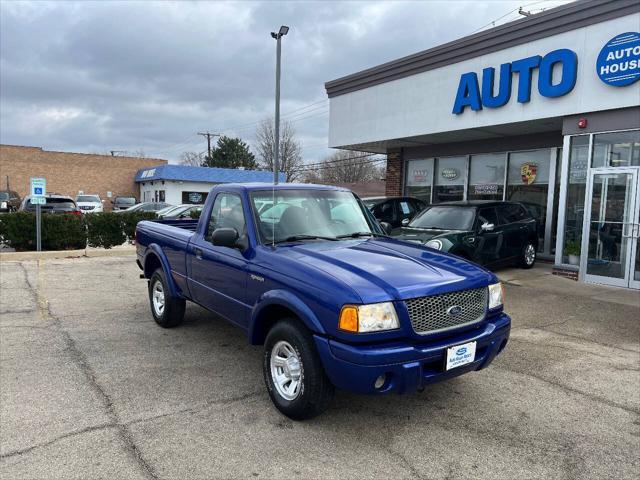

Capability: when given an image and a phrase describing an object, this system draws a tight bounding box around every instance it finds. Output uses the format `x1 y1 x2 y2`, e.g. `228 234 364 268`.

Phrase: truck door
188 192 250 328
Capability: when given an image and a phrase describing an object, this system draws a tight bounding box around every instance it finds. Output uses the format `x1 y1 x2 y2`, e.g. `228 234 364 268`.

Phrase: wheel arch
142 245 181 298
248 290 326 345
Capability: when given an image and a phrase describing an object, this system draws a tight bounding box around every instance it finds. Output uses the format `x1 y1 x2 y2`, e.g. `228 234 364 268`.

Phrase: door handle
194 247 203 259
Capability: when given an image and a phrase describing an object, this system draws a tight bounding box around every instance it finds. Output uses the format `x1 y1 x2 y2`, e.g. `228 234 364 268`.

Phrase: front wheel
519 242 537 269
148 269 185 327
263 319 334 420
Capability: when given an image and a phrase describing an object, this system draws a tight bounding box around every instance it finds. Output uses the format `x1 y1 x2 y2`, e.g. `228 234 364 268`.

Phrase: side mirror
401 218 410 226
480 222 495 232
379 222 393 235
211 227 239 248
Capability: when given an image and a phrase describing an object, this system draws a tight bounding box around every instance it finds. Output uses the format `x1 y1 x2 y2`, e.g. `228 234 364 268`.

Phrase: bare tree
255 118 303 182
179 151 204 166
306 150 385 184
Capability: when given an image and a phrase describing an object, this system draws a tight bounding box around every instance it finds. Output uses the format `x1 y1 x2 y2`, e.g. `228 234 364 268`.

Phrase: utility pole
271 25 289 184
198 132 220 161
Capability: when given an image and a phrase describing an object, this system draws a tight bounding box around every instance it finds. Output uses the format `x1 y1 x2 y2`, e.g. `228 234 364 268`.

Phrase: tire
148 268 185 328
263 319 334 420
519 242 537 269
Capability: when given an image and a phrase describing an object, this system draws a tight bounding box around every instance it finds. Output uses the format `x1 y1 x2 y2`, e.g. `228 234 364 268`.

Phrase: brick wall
0 145 168 211
385 150 403 196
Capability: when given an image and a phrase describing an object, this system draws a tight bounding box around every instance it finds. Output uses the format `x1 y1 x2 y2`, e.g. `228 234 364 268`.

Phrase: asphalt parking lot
1 255 639 480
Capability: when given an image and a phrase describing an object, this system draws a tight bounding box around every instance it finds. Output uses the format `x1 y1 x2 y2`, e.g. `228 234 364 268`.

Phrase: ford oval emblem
456 347 467 355
447 305 463 316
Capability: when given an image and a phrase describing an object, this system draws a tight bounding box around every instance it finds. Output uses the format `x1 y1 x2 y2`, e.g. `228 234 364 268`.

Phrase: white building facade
326 0 640 289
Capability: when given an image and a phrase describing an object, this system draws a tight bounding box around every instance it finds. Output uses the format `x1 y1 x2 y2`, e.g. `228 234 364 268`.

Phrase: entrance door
581 168 640 289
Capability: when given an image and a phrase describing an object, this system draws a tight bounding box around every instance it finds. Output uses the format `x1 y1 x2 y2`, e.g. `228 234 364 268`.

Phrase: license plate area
445 341 476 371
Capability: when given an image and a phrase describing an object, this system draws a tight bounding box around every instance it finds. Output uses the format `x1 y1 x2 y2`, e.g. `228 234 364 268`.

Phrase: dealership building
326 0 640 289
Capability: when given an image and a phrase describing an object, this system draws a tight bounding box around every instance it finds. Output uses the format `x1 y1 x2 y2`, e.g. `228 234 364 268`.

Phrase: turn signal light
339 306 359 333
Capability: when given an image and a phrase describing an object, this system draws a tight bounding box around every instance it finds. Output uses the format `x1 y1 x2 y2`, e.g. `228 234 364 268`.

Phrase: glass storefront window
434 156 466 203
561 135 590 264
405 158 433 203
468 153 505 201
506 149 551 252
592 130 640 168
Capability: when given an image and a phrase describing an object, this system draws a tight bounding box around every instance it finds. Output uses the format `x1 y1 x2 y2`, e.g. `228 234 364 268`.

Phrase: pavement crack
0 423 114 460
386 447 425 479
20 261 160 480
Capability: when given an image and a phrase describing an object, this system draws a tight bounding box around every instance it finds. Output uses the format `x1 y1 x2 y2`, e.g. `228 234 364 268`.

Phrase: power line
297 157 387 174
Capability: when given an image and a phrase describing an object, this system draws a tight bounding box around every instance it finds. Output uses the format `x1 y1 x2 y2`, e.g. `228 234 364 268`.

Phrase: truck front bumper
314 313 510 395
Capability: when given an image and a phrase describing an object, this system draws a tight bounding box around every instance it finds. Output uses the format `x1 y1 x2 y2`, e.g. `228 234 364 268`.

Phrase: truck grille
404 287 488 335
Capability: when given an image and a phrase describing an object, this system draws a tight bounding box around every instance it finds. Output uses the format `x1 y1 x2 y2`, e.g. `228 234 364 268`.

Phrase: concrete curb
0 246 136 262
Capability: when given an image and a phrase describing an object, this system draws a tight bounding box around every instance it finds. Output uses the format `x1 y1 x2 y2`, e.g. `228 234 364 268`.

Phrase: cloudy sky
1 0 572 163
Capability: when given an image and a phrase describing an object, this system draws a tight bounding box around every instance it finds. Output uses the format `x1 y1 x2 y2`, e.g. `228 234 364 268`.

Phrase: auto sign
596 32 640 87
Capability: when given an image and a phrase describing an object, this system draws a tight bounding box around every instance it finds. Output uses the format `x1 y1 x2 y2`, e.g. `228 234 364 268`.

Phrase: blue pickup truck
136 184 510 419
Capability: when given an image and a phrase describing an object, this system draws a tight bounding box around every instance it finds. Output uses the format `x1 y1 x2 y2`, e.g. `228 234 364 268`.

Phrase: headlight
488 282 504 309
0 202 6 209
339 302 400 333
425 239 442 250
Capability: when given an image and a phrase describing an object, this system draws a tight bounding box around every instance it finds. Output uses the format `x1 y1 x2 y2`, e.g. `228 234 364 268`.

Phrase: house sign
596 32 640 87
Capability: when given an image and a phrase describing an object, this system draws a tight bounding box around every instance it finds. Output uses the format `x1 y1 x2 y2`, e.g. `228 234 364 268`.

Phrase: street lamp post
271 25 289 184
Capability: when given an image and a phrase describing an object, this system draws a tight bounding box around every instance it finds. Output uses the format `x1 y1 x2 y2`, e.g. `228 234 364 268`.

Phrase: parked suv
391 201 538 269
19 194 81 215
75 194 104 213
0 190 21 213
112 196 137 211
363 196 427 228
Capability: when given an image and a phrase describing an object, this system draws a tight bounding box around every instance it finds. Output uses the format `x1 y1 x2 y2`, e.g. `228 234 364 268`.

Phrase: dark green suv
391 201 538 269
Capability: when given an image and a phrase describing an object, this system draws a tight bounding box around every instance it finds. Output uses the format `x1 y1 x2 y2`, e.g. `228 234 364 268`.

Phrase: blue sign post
596 32 640 87
30 177 46 251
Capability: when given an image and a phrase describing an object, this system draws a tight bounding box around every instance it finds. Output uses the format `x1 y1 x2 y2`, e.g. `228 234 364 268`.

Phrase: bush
0 212 85 251
85 213 126 249
0 211 159 251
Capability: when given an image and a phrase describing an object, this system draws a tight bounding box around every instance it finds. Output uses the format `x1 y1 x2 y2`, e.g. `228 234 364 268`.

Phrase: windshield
250 189 374 243
0 192 9 200
157 205 180 216
116 197 136 205
76 195 100 203
409 206 475 230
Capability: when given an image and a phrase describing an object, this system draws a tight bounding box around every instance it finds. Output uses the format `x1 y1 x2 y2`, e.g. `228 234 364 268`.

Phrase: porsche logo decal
521 163 538 185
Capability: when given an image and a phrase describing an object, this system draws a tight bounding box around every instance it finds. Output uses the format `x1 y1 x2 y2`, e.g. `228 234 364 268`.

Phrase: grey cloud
1 0 573 162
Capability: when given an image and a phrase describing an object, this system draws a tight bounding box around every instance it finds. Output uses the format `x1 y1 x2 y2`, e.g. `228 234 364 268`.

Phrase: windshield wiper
273 235 339 244
336 232 385 239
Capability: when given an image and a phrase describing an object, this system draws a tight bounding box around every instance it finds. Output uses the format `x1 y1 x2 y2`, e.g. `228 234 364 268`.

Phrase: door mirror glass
211 227 239 248
481 222 495 232
401 218 410 226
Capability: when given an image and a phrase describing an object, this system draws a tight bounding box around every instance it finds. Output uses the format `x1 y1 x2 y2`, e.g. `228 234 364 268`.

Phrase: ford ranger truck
135 184 510 420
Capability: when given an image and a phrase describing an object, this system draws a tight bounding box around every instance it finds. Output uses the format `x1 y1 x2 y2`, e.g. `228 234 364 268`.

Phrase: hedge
0 211 158 251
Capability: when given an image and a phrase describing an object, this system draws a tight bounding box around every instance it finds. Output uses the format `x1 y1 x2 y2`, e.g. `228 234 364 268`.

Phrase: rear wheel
149 269 185 327
519 242 537 269
263 319 334 420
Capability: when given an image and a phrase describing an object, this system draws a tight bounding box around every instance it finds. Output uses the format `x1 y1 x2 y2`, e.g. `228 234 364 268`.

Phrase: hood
277 238 494 304
76 201 101 207
390 227 458 243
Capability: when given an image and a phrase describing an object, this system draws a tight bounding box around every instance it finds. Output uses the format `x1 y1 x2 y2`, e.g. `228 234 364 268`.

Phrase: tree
306 150 385 184
179 151 205 167
255 118 303 182
204 136 257 169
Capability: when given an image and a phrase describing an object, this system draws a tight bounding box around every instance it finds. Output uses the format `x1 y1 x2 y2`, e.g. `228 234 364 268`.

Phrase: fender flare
142 244 182 298
248 290 327 345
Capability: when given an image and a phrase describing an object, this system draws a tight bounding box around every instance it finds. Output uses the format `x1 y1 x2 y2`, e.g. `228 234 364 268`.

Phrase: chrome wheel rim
525 244 536 265
152 280 165 317
270 340 302 401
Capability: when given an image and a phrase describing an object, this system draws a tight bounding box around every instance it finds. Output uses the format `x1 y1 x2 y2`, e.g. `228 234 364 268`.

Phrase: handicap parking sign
30 177 46 197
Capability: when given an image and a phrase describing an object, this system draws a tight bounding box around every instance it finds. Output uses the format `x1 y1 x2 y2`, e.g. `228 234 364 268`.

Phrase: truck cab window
208 193 246 239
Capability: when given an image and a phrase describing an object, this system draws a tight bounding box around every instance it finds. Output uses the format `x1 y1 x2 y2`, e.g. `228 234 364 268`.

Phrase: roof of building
325 0 638 97
135 164 285 184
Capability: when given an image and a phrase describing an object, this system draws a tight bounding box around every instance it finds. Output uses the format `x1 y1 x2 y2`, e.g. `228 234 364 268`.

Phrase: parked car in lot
157 204 203 220
0 190 21 213
135 184 510 419
363 196 427 228
391 201 538 269
75 194 104 214
111 196 137 211
19 194 81 215
115 201 171 214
